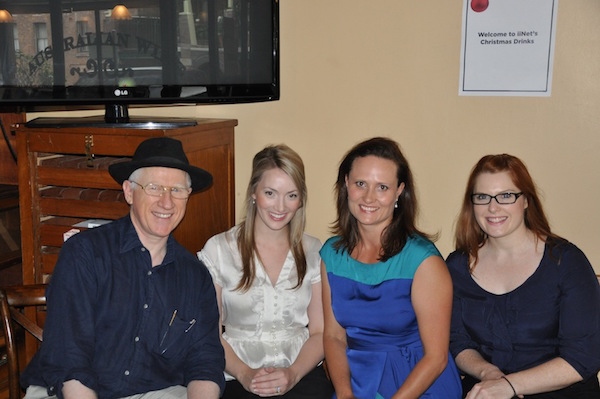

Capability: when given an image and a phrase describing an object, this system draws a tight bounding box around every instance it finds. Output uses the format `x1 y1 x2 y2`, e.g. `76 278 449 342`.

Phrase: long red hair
454 154 559 270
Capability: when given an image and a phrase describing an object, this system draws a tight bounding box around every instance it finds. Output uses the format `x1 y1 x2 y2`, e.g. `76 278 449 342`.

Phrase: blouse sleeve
447 250 480 358
303 234 323 285
197 234 224 286
555 243 600 379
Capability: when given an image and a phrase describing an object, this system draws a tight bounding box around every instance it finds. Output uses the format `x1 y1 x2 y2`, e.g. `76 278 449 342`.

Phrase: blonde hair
236 145 308 291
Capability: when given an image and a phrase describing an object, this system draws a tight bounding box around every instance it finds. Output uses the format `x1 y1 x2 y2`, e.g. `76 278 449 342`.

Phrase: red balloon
471 0 489 13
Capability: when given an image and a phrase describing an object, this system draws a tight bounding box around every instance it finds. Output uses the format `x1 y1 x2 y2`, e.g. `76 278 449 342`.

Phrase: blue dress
321 236 462 399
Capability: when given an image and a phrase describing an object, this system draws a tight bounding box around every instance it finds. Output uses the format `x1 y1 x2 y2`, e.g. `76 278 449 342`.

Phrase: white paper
459 0 558 96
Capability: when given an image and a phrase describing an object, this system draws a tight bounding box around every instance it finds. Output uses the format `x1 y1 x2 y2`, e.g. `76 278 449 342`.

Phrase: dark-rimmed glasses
471 192 523 205
130 181 192 199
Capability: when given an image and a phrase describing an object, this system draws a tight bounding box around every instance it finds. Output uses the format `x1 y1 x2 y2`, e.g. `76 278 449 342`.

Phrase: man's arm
187 380 221 399
39 236 100 394
62 379 97 399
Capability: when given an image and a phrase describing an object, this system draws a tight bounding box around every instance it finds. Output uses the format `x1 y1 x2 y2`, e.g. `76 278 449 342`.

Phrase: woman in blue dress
321 137 461 399
448 154 600 398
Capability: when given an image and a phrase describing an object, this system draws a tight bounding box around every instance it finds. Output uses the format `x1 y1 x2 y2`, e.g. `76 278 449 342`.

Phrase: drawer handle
85 135 94 167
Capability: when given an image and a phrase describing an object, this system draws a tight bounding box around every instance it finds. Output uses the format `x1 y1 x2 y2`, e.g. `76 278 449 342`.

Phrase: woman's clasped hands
240 366 299 397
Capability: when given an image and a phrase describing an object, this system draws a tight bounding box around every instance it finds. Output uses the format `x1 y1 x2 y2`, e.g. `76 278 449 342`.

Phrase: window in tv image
0 0 278 105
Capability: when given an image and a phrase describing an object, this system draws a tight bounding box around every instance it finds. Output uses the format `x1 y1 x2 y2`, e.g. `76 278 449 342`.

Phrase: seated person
198 145 333 398
321 137 461 398
448 154 600 398
21 137 225 399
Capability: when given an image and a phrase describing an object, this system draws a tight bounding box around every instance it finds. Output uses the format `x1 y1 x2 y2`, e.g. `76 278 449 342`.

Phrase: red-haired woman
448 154 600 398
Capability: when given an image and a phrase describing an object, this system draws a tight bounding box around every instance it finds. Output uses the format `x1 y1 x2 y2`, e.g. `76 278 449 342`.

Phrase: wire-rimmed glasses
471 192 524 205
130 181 192 199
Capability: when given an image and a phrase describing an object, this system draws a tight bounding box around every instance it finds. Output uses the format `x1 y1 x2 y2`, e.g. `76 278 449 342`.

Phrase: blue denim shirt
21 215 225 399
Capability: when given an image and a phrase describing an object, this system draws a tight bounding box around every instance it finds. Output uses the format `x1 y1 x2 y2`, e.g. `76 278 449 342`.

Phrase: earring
394 200 398 209
252 199 256 205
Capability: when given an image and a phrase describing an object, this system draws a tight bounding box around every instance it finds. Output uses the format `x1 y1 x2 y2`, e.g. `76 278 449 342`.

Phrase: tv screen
0 0 279 122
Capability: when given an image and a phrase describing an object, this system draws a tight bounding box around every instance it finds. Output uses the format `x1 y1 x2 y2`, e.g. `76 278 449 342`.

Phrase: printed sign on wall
459 0 558 96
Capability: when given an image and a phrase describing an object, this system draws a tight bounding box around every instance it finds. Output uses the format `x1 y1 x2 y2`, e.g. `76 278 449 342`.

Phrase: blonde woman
198 145 333 399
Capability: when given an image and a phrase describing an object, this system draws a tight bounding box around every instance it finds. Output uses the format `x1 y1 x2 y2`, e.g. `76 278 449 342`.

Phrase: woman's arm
322 261 357 399
212 284 257 391
464 358 581 398
286 282 327 384
391 256 453 399
455 349 504 381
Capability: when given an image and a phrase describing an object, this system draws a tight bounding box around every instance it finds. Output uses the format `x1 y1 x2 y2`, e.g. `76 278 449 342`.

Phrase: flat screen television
0 0 279 126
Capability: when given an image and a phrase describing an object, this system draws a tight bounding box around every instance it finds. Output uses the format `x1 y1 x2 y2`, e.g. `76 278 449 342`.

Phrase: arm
391 256 453 399
455 349 504 382
41 237 100 394
322 261 356 399
215 283 255 392
448 252 507 385
62 380 97 399
251 282 326 395
463 358 580 399
211 283 258 391
198 238 256 391
187 380 221 399
497 249 600 396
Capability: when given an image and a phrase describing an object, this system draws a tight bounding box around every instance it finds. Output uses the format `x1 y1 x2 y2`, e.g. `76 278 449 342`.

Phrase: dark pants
461 374 600 399
221 364 334 399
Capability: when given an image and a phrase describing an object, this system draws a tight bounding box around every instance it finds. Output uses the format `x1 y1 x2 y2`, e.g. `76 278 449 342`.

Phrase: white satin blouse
198 226 322 380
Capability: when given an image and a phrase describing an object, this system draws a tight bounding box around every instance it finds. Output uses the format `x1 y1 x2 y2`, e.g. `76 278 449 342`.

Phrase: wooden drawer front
37 167 123 190
39 198 128 220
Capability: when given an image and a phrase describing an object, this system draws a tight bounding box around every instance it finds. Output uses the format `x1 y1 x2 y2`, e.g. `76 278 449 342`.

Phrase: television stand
25 115 198 129
26 104 200 129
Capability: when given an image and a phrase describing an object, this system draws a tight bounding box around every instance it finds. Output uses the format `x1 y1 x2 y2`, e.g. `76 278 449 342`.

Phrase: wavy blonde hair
236 145 308 291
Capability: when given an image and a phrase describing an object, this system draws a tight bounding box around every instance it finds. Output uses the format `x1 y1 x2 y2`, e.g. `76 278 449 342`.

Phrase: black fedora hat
108 137 212 192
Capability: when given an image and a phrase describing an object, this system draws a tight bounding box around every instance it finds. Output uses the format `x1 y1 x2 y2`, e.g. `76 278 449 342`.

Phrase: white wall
31 1 600 271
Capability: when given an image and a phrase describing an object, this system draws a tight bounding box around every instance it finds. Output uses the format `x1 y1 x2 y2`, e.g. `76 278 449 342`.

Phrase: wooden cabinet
16 118 237 285
0 112 26 185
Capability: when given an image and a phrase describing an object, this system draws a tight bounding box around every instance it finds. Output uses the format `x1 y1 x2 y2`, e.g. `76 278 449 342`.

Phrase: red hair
454 154 559 270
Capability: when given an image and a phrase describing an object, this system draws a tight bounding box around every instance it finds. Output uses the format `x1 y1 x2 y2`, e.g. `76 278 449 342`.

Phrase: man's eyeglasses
471 192 524 205
130 181 192 200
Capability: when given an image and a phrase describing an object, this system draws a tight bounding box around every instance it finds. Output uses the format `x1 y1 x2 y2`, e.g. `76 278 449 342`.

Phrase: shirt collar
117 214 176 266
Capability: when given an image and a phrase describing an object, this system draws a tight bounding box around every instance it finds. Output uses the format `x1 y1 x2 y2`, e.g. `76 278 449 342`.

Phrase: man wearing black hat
21 137 225 399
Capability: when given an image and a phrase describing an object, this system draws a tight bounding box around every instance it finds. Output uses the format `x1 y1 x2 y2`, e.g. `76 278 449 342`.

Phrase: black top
447 239 600 380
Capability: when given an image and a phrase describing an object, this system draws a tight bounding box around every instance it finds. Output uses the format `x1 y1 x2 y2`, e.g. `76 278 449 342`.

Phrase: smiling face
252 167 302 234
472 171 529 241
124 167 190 247
345 155 405 232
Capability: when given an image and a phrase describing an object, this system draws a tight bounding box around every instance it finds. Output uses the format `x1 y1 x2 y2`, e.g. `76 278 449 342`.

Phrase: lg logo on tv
114 89 129 97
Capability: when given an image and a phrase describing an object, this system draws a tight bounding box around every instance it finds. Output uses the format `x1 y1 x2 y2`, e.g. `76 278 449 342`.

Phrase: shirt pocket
157 314 197 359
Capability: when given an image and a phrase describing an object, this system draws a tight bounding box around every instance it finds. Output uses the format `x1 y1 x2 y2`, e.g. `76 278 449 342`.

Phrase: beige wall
30 1 600 272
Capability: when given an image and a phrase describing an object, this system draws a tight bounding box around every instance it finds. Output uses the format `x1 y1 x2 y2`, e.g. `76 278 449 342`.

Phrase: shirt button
147 270 152 276
141 248 146 252
143 304 149 309
134 336 139 342
124 370 130 376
